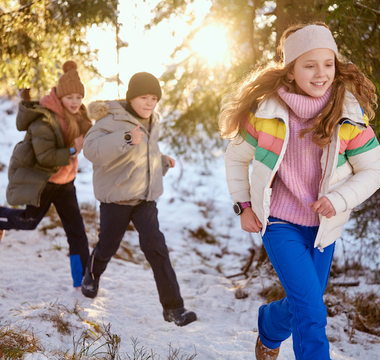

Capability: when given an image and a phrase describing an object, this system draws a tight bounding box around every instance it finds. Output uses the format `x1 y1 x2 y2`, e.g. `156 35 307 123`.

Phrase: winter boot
163 307 197 327
81 268 100 298
255 336 280 360
0 230 5 242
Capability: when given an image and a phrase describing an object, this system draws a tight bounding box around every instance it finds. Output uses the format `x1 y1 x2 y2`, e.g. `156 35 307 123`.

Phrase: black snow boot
81 268 100 298
163 307 197 327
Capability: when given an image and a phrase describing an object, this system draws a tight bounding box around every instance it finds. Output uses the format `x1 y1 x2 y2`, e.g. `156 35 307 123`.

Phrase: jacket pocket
114 161 136 187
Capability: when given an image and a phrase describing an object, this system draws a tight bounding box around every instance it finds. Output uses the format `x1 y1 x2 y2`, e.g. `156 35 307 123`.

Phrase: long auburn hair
219 22 377 148
62 104 92 147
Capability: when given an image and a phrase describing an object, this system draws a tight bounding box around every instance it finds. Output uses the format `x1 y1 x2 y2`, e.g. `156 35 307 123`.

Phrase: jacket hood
16 101 53 131
87 100 127 122
87 99 160 125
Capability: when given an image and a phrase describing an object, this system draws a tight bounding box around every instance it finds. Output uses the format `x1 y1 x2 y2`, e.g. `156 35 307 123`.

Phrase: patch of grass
259 282 286 303
79 202 98 226
189 226 217 245
235 286 249 299
67 324 197 360
167 343 197 360
325 282 380 340
113 241 145 264
0 325 43 359
39 311 74 336
352 291 380 335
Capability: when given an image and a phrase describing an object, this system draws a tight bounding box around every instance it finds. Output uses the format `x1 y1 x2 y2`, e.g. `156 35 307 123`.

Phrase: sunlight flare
191 26 228 63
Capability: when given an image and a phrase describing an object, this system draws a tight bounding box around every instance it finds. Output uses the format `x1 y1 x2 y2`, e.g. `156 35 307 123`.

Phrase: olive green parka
6 101 72 207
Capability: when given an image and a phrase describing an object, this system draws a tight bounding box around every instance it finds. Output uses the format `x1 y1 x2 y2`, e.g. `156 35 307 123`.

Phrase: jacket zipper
316 143 331 252
319 143 330 194
267 220 289 225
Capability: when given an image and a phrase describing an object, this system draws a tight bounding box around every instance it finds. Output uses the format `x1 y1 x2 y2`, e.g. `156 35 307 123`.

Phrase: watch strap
233 201 251 216
240 201 251 209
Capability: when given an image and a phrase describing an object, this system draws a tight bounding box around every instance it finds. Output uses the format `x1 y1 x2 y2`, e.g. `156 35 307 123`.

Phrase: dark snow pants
258 217 335 360
88 201 184 310
0 180 89 287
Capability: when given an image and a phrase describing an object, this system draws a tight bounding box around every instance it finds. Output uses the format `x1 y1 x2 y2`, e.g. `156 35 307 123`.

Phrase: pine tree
149 0 379 159
0 0 119 98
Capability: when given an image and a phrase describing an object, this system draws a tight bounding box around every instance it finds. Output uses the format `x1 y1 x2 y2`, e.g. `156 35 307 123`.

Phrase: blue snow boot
163 307 197 327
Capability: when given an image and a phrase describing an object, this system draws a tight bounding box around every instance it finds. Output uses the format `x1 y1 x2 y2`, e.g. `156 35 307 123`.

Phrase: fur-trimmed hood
87 100 128 122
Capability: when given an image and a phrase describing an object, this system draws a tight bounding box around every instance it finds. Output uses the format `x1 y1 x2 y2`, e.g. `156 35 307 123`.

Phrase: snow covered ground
0 97 379 359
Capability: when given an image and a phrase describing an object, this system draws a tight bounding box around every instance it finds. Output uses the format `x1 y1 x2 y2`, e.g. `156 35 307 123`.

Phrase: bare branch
354 1 380 16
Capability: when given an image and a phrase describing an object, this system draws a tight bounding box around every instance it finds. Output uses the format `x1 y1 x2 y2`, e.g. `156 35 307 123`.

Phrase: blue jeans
259 218 335 360
0 181 89 287
89 201 184 310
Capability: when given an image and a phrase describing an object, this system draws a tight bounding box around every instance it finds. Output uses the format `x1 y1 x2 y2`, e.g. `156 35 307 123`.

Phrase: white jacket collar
253 90 366 128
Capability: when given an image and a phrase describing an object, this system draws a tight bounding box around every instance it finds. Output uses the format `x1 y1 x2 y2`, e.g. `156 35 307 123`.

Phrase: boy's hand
73 135 84 155
309 196 336 218
167 156 175 168
240 207 263 233
130 124 144 145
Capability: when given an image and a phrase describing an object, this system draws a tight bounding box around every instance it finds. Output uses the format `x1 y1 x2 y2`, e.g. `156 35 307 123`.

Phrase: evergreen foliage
149 0 380 158
0 0 118 97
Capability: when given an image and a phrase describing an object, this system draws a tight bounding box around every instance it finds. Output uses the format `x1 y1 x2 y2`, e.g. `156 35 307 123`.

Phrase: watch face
233 203 242 215
124 132 132 143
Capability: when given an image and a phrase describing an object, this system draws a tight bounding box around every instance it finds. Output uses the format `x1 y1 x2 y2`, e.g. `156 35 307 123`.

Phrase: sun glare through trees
190 26 228 64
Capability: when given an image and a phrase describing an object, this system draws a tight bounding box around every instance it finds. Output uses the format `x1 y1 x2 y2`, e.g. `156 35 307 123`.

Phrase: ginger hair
219 22 377 148
62 104 92 147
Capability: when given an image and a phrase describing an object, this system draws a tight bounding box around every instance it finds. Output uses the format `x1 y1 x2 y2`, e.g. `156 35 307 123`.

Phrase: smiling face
61 93 83 114
288 48 336 97
130 94 158 118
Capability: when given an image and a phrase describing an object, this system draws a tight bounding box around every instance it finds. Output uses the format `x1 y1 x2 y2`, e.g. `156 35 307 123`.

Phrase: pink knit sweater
269 86 332 226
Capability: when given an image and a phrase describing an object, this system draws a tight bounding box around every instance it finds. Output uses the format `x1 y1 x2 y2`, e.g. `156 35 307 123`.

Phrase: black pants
89 201 184 310
0 181 89 287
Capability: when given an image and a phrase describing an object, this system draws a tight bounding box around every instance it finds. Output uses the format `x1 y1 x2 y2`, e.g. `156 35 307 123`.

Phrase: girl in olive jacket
82 72 197 327
0 61 92 287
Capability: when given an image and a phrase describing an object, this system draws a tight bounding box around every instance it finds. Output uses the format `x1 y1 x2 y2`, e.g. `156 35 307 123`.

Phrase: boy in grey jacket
82 72 196 327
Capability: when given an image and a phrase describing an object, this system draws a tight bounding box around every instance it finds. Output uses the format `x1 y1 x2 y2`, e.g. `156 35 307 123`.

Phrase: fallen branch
331 281 360 287
226 248 255 279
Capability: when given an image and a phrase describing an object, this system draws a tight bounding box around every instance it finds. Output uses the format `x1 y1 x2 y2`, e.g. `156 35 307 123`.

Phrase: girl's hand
73 135 84 155
240 207 263 233
167 156 175 168
309 196 336 218
130 124 144 145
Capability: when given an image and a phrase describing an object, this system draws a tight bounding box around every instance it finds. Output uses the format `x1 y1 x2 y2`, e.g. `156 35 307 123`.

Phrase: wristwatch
69 147 76 156
233 201 251 216
124 131 133 145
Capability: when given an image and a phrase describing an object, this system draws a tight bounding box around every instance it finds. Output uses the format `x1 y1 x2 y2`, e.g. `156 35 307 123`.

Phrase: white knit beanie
283 25 339 65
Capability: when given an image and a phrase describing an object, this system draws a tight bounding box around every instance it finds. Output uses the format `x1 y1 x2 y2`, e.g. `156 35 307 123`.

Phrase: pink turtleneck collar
278 85 332 120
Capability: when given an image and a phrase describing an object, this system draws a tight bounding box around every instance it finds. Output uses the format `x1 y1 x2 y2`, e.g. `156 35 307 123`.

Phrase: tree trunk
19 88 31 101
18 0 30 101
275 0 327 59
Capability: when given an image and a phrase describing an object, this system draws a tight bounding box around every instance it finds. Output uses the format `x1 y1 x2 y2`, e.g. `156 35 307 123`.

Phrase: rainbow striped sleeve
338 119 379 167
241 114 286 170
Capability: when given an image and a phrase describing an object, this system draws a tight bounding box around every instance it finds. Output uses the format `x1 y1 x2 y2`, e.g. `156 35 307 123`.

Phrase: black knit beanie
126 72 162 102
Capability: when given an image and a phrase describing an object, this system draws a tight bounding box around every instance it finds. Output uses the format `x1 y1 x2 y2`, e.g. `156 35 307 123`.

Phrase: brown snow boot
255 336 280 360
